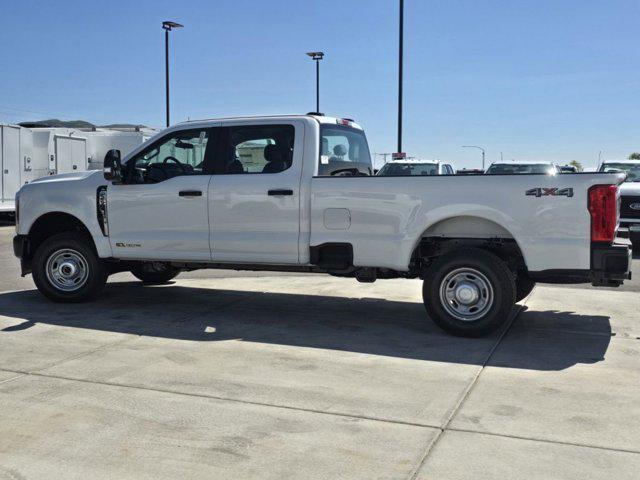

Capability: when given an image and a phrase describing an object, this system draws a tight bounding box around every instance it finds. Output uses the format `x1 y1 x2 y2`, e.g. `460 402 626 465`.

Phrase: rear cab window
317 123 372 176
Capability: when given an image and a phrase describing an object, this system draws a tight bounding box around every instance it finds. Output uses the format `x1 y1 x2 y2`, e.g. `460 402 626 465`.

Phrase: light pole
462 145 486 170
162 21 183 127
306 52 324 113
397 0 404 156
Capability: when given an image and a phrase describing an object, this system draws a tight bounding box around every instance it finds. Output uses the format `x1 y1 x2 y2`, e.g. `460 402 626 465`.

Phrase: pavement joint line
5 369 444 431
26 335 142 374
447 426 640 456
6 367 640 457
510 325 640 341
407 303 522 480
0 372 27 386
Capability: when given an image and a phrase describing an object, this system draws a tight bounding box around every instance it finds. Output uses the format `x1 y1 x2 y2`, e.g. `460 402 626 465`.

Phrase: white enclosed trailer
0 125 23 211
0 125 157 212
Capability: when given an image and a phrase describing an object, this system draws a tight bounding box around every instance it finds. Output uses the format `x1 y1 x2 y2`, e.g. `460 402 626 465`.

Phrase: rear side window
217 124 295 174
318 125 372 176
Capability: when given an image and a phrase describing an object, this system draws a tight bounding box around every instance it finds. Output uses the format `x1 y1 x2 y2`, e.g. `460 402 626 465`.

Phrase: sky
1 0 639 169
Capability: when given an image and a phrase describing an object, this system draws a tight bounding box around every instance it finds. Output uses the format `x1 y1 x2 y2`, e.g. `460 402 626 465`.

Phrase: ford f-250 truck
13 114 632 336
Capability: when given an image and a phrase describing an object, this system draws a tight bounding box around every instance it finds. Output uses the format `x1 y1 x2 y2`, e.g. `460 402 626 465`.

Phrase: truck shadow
0 282 612 371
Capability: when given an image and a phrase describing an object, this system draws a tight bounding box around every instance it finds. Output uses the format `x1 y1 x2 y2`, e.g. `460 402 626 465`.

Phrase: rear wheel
422 248 516 337
130 262 180 284
32 233 107 302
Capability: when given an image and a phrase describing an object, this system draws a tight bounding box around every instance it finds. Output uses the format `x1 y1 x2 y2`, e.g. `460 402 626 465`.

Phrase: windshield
599 163 640 182
486 163 556 175
377 162 438 176
318 125 372 176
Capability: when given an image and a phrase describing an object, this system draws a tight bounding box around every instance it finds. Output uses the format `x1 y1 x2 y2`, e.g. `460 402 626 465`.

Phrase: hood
619 182 640 196
29 170 102 185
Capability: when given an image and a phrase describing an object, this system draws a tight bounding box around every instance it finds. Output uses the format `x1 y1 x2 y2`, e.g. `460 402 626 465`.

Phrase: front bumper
590 238 632 287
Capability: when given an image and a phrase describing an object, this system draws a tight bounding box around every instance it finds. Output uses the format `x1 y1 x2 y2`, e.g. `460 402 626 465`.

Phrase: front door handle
179 190 202 197
268 189 293 196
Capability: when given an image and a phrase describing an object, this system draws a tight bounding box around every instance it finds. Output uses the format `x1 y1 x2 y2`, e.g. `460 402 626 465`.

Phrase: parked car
599 160 640 248
13 114 631 337
485 161 560 175
376 159 454 176
456 168 484 175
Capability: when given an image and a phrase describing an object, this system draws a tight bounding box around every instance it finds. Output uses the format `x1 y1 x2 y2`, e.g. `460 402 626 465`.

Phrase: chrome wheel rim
439 267 494 322
45 249 89 292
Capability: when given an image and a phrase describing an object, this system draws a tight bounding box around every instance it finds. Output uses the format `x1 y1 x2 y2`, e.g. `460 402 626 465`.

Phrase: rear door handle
268 189 293 196
179 190 202 197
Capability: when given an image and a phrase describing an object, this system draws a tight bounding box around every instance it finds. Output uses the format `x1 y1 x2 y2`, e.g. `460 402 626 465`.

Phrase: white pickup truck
13 114 632 336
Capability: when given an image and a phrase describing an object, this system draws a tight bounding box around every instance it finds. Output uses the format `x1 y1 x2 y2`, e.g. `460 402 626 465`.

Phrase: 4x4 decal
526 187 573 198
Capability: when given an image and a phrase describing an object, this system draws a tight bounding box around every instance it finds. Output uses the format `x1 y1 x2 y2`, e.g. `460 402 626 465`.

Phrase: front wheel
130 262 180 284
422 248 516 337
32 233 108 303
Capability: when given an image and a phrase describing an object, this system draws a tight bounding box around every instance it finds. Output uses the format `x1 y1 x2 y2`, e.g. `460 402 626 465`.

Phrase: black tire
130 262 180 284
515 274 536 303
422 248 516 337
32 232 107 303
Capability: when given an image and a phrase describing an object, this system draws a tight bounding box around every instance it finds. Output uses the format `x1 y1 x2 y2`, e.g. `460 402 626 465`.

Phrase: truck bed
310 173 625 273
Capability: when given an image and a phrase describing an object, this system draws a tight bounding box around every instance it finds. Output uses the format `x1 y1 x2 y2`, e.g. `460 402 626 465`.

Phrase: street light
306 52 324 113
397 0 404 157
162 21 183 127
462 145 486 170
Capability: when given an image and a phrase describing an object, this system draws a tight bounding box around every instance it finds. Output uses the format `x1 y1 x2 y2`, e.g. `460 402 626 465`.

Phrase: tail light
588 184 618 243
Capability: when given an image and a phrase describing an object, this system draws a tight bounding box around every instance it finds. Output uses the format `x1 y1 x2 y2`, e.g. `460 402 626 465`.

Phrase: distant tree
569 160 583 171
629 153 640 160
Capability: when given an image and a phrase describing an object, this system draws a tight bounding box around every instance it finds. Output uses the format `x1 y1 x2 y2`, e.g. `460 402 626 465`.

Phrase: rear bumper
590 239 632 287
529 238 632 287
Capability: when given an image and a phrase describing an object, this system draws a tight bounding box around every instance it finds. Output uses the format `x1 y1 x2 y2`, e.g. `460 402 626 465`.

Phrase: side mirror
103 149 122 183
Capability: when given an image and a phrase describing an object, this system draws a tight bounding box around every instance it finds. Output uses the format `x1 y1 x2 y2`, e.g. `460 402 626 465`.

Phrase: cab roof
488 161 557 166
180 114 363 130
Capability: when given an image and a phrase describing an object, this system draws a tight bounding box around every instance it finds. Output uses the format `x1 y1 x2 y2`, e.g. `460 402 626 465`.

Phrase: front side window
127 129 210 183
318 125 372 176
217 124 295 174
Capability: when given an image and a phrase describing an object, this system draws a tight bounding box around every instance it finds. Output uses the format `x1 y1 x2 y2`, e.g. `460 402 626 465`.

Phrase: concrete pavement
0 225 638 479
